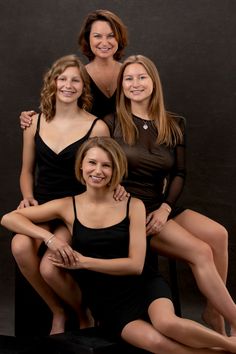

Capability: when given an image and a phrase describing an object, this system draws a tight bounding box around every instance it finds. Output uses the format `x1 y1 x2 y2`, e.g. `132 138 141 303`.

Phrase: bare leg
40 224 94 330
150 217 236 335
148 298 236 352
11 232 66 335
122 319 231 354
175 210 228 334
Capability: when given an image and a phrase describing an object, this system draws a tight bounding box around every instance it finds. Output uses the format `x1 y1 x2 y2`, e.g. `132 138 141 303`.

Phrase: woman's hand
46 236 77 266
113 184 130 201
19 110 36 129
146 205 170 235
48 250 84 269
17 198 38 209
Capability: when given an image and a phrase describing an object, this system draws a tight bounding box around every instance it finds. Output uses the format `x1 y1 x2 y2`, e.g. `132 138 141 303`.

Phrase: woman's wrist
160 203 172 214
44 234 55 246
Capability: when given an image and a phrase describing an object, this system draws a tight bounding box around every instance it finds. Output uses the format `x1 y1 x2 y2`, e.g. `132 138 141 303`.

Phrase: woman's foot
50 310 67 335
202 306 226 335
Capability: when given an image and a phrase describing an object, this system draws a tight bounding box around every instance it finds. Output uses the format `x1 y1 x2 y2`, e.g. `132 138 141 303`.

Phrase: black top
89 75 116 118
71 196 171 336
34 114 100 203
104 114 186 213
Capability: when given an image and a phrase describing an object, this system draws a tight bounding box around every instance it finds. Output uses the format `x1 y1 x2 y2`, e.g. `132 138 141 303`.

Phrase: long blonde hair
40 54 92 121
116 55 183 146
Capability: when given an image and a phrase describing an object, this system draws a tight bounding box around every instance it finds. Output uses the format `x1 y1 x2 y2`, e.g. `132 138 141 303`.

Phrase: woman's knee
122 323 170 354
153 314 179 338
146 331 171 353
212 224 228 253
190 241 214 267
11 234 35 260
40 255 59 283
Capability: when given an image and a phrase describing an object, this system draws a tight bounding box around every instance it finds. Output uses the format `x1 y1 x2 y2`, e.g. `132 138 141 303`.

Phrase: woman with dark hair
20 9 128 123
78 9 128 118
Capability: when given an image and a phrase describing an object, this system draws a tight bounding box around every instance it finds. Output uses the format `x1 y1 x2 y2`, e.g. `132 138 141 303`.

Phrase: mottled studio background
0 0 235 335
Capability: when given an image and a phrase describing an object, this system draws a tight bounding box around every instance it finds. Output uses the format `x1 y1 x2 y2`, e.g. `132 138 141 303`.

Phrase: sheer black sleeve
164 117 186 208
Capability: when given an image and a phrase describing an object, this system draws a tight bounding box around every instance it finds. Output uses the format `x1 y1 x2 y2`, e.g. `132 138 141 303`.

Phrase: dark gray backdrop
0 0 235 334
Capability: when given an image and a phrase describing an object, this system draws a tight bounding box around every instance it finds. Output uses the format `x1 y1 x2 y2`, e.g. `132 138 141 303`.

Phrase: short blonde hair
75 137 127 190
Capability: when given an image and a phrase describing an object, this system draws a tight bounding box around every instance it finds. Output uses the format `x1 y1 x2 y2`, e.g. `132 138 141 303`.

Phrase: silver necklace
143 121 149 130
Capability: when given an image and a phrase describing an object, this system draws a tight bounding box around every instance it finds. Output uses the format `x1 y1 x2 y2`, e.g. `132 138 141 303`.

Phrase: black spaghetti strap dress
34 114 101 204
71 196 172 337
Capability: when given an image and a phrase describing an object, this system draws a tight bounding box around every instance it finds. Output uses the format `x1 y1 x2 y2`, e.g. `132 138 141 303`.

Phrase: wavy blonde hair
116 55 183 146
40 54 92 121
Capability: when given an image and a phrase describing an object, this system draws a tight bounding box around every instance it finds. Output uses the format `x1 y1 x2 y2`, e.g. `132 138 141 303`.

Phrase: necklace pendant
143 122 148 130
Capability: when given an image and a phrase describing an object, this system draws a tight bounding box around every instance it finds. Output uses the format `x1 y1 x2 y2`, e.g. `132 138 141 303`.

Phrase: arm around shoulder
90 119 110 137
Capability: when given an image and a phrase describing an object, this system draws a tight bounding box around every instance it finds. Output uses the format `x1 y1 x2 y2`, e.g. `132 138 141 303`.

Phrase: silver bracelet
45 234 55 246
161 204 172 214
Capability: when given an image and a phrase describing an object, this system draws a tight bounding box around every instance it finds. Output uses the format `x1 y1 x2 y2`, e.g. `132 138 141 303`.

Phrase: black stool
46 327 149 354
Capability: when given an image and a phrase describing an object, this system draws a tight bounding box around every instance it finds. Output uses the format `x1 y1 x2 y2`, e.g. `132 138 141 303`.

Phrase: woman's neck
85 187 114 204
54 101 82 120
89 56 118 69
131 101 150 120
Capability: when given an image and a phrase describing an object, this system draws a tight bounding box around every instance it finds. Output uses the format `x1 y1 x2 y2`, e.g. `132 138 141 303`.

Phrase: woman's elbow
130 261 144 275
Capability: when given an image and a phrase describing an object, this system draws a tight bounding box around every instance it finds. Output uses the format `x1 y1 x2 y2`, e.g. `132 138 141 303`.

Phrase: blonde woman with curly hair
12 54 110 335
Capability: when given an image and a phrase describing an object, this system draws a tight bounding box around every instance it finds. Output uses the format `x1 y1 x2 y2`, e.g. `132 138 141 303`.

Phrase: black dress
89 75 116 118
71 196 172 337
104 114 186 215
34 113 101 204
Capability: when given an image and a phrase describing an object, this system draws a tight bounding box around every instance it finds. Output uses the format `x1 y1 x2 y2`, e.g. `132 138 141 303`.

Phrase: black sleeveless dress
34 114 101 204
71 196 172 337
89 75 116 118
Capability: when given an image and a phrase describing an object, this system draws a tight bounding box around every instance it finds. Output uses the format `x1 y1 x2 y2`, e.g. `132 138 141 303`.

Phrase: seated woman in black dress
2 136 236 354
103 54 235 336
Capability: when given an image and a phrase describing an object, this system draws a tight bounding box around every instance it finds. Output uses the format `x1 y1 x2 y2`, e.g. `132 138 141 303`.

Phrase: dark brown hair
78 9 128 61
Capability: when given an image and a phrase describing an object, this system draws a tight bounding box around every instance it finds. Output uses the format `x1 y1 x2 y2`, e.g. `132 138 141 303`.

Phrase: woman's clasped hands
45 235 77 267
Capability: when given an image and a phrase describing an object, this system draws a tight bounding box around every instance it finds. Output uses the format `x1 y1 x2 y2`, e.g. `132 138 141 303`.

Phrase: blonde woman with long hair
104 54 234 336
